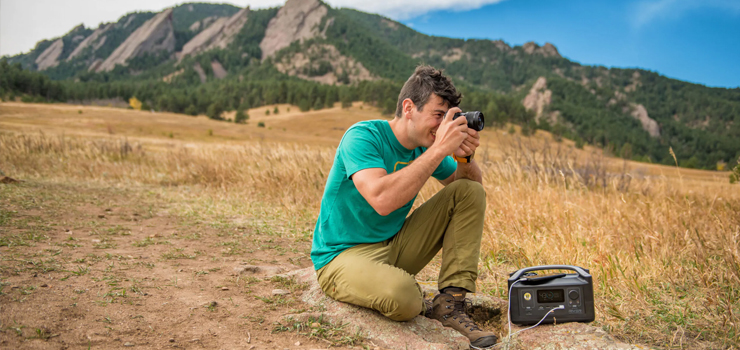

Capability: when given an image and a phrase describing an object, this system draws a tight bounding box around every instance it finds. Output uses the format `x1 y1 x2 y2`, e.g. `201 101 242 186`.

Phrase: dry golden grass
1 102 738 349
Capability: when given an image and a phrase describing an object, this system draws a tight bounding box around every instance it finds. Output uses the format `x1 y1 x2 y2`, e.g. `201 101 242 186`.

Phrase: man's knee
379 278 422 321
447 179 486 207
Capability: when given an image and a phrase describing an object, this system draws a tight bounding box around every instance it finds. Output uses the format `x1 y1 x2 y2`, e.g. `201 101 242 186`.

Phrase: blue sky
1 0 738 88
399 0 740 88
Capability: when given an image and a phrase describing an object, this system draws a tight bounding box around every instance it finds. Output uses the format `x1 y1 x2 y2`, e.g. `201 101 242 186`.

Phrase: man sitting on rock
311 65 498 349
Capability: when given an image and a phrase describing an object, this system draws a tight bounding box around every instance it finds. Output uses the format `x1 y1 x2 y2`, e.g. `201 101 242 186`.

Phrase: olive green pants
316 179 486 321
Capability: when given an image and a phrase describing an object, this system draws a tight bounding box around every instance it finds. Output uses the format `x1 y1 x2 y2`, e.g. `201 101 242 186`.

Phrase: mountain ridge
1 0 738 170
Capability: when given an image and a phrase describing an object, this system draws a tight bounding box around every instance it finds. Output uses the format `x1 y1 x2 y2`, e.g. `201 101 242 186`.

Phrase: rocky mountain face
274 43 375 84
34 39 64 71
179 8 250 60
523 42 560 57
95 9 176 72
66 24 113 61
259 0 329 60
523 77 554 123
629 103 660 138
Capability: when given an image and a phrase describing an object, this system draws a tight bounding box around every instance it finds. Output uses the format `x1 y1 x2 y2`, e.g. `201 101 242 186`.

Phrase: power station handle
508 265 591 281
521 273 567 285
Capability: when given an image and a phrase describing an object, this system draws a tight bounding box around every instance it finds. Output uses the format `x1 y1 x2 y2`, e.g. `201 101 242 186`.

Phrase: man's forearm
454 159 482 184
355 146 449 215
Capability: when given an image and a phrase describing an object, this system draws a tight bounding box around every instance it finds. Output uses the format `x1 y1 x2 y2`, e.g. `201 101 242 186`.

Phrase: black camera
452 111 485 131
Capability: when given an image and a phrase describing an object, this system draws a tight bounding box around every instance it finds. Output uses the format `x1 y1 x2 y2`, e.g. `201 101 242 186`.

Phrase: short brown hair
395 65 462 118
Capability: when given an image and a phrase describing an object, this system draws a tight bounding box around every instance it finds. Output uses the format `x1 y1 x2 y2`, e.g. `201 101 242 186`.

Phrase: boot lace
449 298 481 331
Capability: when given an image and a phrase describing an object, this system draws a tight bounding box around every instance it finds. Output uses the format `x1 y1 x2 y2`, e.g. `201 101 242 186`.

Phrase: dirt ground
0 180 355 349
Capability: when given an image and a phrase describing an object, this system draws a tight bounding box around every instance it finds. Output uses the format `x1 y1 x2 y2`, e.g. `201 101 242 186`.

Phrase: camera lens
454 111 485 131
466 111 484 131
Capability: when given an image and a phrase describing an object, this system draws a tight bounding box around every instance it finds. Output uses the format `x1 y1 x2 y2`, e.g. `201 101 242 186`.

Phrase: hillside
1 0 738 170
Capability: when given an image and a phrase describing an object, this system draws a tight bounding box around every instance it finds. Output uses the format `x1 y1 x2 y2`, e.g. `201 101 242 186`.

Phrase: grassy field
1 101 738 349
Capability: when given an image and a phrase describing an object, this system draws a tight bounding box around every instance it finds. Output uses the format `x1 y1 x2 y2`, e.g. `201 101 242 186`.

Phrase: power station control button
524 292 532 301
569 290 579 300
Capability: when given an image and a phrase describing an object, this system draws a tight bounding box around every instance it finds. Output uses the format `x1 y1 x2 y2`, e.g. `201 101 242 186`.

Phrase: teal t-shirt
311 120 457 270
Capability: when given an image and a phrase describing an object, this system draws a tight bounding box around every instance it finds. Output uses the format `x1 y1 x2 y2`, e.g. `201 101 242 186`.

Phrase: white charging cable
491 278 565 349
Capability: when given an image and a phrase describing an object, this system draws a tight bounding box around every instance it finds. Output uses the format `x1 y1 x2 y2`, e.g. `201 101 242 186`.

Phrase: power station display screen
537 289 564 303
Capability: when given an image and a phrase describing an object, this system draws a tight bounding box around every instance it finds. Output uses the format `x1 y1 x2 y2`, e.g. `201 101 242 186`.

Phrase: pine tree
235 109 249 124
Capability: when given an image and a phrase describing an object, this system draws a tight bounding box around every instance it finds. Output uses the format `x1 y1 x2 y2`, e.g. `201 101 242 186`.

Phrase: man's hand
454 128 480 158
432 107 469 156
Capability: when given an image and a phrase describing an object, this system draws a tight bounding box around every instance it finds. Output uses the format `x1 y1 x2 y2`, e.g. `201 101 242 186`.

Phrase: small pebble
311 322 320 328
40 284 48 287
294 341 301 346
272 289 290 296
124 342 134 347
169 338 175 342
221 287 229 291
92 239 101 243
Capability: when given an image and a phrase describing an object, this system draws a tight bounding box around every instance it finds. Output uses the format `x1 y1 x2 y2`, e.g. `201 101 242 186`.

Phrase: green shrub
235 110 249 124
731 158 740 184
184 105 198 116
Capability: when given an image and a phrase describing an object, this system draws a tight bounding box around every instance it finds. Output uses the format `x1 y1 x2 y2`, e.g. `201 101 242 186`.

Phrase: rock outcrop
629 103 660 137
192 63 207 83
492 39 511 52
67 24 113 61
274 43 375 85
188 15 220 32
259 0 328 60
522 41 561 58
35 39 64 71
178 8 250 60
523 77 557 124
210 60 228 79
96 9 175 72
625 71 642 92
276 267 644 350
442 47 466 63
608 87 660 138
123 14 138 28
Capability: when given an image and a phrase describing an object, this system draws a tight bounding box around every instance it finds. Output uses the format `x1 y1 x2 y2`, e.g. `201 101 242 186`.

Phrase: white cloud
632 0 740 28
0 0 505 56
324 0 506 20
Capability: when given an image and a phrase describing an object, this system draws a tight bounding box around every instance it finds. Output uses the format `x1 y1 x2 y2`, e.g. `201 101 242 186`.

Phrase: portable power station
507 265 595 325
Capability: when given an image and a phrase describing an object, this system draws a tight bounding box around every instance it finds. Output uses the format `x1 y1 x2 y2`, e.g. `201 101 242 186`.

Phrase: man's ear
402 98 415 119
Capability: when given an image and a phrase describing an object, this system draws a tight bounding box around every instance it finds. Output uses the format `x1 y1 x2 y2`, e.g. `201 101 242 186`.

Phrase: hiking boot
421 298 433 318
430 289 498 349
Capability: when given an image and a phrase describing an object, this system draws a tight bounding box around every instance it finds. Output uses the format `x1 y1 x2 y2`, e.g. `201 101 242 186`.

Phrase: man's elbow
369 197 394 216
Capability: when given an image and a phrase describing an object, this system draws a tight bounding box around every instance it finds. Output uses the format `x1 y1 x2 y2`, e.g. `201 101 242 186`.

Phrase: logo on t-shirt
393 160 413 173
